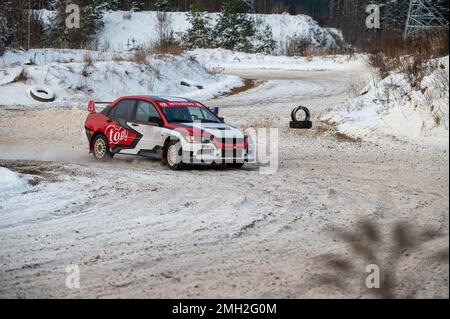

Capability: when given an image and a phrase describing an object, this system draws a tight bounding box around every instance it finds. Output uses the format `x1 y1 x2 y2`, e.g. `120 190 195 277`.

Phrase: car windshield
161 107 222 123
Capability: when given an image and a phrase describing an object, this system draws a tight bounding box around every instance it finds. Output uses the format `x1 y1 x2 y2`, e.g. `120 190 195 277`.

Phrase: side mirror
148 116 163 126
219 117 225 122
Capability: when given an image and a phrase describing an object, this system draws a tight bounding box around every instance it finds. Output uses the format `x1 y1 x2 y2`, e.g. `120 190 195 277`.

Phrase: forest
1 0 448 51
14 0 331 16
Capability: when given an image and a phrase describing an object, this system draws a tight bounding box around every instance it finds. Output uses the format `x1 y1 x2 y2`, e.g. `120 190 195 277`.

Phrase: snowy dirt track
0 64 448 298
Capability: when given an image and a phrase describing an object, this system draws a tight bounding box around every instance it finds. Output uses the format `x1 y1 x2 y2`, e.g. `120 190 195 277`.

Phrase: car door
106 99 140 153
127 100 164 155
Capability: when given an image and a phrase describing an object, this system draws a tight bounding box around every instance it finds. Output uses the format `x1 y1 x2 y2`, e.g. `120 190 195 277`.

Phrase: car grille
218 137 244 147
214 137 244 161
221 149 244 159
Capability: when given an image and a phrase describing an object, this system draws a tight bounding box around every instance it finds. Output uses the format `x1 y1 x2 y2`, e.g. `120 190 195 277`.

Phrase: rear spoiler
88 100 112 113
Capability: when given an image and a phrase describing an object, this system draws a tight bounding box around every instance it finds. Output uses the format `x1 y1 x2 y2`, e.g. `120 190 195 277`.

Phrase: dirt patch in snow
315 121 363 144
216 79 263 98
0 160 62 181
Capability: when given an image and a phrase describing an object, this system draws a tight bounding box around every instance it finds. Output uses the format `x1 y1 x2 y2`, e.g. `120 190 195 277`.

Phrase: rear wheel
93 135 113 161
165 141 184 170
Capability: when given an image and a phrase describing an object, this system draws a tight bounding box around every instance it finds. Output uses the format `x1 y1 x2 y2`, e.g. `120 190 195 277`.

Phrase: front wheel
93 134 113 161
227 162 245 169
165 141 184 170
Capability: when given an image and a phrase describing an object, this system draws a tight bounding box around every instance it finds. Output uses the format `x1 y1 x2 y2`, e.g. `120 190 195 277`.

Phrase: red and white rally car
84 96 250 170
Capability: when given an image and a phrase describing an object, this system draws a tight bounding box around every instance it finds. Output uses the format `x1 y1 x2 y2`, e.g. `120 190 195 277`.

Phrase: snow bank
0 49 242 107
98 11 338 54
189 48 364 72
253 13 340 54
36 10 339 55
0 167 28 200
323 56 449 148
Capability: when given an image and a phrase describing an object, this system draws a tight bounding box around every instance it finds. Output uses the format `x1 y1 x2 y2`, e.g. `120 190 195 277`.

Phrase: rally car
84 96 250 170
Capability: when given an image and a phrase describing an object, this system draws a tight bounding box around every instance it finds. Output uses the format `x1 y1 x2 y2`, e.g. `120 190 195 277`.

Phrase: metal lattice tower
404 0 449 37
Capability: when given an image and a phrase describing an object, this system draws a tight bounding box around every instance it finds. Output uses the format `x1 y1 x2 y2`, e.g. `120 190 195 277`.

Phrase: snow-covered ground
190 48 363 72
323 56 449 149
0 9 345 108
0 54 448 298
0 167 28 201
0 47 366 108
37 10 339 55
0 49 242 107
98 11 339 54
0 8 448 295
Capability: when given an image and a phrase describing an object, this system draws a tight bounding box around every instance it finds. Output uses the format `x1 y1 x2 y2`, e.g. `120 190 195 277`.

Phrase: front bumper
182 143 251 164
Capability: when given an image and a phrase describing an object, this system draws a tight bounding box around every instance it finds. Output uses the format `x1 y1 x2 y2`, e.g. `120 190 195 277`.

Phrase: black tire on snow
290 106 312 129
289 121 313 129
291 106 311 122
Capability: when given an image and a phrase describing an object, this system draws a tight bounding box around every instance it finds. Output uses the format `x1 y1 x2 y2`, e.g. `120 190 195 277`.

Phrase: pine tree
98 0 144 11
435 0 449 17
155 0 172 11
382 0 410 32
49 0 104 49
100 0 121 11
123 0 146 11
288 0 296 15
213 0 255 51
0 1 12 54
0 0 27 49
254 24 276 54
185 0 213 49
0 0 46 50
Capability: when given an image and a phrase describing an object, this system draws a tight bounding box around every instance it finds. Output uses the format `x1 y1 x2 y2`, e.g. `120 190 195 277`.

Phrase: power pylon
404 0 449 37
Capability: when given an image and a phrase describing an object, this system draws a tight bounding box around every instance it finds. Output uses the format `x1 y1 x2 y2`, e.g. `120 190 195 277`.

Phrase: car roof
114 95 205 108
121 95 198 103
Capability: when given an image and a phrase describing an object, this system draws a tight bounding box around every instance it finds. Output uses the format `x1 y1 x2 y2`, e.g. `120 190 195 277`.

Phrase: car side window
111 99 135 121
134 101 161 123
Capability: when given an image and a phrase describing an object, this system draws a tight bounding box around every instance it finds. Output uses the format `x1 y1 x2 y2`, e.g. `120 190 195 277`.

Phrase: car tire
93 134 113 161
227 162 245 169
29 85 56 102
165 141 184 170
289 121 312 129
291 106 311 122
290 106 312 130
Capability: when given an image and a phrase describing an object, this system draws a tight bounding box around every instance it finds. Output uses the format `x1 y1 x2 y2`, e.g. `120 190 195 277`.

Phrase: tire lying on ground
290 120 312 129
290 106 312 129
28 85 55 102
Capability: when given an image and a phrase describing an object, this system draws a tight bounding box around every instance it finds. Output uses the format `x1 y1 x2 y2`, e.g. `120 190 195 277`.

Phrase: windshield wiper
200 120 220 123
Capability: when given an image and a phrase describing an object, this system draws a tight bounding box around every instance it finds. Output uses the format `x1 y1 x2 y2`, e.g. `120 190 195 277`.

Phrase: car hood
180 122 245 139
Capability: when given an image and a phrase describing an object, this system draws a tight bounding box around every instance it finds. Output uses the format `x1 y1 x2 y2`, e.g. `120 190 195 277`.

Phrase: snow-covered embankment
323 56 449 148
0 49 242 107
98 11 340 55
